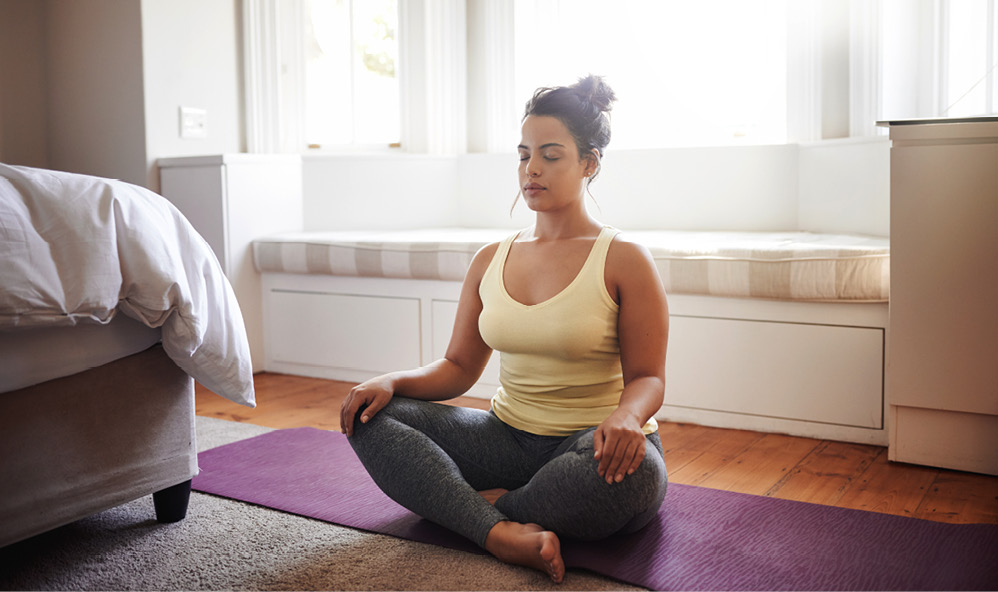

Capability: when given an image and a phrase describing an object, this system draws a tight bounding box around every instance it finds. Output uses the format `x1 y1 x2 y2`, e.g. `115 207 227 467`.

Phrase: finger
625 441 647 476
613 439 642 483
359 395 387 423
609 434 646 483
604 439 630 484
340 393 359 436
599 435 621 482
341 388 367 436
592 427 605 460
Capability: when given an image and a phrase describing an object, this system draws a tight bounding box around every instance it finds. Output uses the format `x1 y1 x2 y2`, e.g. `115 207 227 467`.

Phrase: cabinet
881 117 998 474
268 291 422 374
159 154 303 372
665 315 884 429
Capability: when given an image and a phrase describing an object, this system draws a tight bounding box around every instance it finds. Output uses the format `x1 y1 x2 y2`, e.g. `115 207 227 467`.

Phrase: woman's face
518 115 591 213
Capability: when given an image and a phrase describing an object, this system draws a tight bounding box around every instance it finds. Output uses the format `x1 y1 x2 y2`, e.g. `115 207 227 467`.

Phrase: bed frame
0 345 197 548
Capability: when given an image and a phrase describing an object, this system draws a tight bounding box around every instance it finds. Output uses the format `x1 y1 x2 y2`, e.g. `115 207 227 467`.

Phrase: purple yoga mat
192 426 998 591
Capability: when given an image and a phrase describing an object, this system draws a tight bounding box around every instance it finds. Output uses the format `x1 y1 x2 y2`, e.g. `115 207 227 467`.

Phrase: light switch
179 107 208 139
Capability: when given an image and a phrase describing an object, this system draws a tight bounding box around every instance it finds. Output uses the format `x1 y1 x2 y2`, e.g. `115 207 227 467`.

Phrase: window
303 0 399 148
940 0 997 116
882 0 998 121
510 0 789 149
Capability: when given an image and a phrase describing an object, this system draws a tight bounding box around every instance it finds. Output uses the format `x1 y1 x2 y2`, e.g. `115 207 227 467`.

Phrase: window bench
254 229 889 445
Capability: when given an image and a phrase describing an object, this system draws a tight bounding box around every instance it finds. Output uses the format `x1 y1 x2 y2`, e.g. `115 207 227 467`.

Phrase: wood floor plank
242 384 342 430
661 449 709 480
197 377 495 431
913 471 998 524
658 422 714 477
695 432 819 496
766 441 882 505
666 429 768 486
664 422 766 457
834 449 938 519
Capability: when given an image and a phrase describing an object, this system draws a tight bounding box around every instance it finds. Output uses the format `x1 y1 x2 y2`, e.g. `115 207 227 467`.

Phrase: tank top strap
590 226 620 270
577 226 619 305
482 229 522 285
496 230 520 258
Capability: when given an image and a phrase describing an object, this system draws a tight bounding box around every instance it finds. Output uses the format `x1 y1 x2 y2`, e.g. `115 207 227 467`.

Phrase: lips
524 182 546 195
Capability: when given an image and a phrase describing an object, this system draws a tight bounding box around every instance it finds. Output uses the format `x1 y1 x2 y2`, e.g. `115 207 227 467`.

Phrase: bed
0 163 255 548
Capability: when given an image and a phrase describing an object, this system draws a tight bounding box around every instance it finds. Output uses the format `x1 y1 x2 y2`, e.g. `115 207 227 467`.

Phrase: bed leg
153 479 192 523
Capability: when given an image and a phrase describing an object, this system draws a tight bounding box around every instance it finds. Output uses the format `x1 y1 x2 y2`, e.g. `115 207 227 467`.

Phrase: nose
525 155 540 177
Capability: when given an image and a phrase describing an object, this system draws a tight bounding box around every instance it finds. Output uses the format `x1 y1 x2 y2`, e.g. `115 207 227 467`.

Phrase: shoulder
465 241 501 282
605 233 665 300
474 241 501 264
607 232 657 271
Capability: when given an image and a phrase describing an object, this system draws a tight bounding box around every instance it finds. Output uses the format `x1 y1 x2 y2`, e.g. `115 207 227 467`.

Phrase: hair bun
573 74 616 113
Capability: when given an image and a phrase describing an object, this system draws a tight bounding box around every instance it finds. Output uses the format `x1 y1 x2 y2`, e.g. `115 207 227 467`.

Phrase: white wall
141 0 244 191
1 0 243 191
303 144 806 233
302 154 461 231
300 140 888 237
457 145 801 231
456 153 534 229
0 0 47 168
45 0 148 187
595 145 799 231
798 137 890 236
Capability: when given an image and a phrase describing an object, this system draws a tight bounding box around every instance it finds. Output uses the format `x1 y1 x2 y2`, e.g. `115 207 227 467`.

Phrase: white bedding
0 164 255 406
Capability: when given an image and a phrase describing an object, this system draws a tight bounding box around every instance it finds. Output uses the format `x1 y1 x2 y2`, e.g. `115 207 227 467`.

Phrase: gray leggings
347 397 668 549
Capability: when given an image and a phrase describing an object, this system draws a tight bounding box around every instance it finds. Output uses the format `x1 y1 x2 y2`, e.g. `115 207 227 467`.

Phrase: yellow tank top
479 226 658 436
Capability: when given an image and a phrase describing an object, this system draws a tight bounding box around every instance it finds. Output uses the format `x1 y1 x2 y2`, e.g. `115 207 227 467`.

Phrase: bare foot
478 488 509 505
485 520 565 584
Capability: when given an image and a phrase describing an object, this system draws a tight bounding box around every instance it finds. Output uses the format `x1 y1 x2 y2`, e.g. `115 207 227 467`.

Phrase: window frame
244 0 466 155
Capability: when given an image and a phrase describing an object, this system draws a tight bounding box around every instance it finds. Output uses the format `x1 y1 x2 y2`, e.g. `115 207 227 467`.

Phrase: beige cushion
630 230 889 302
253 228 889 302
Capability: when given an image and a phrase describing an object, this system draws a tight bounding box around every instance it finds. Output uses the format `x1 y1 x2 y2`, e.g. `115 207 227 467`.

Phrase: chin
523 199 548 212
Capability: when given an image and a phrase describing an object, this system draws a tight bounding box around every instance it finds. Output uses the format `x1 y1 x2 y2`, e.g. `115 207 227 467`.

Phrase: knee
347 397 442 451
542 443 667 541
346 398 418 465
619 448 668 512
617 451 668 533
348 396 412 436
347 397 403 446
569 432 668 505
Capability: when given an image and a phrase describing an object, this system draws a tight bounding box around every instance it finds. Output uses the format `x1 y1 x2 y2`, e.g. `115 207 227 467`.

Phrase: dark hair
523 74 617 180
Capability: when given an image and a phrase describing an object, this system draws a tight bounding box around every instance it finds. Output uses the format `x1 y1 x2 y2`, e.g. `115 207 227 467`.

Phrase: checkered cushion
253 228 889 302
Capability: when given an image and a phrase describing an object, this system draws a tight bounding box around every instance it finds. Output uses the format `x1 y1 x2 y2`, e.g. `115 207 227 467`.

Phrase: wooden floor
196 372 998 526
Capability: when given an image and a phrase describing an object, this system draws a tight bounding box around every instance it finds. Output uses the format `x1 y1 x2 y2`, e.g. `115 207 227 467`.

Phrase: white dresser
881 117 998 475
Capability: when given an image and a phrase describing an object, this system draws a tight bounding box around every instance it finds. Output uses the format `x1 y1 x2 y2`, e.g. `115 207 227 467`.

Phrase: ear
584 150 600 177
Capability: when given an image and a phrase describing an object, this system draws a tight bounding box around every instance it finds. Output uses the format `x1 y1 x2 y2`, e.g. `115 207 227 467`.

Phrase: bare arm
339 243 498 436
593 237 669 483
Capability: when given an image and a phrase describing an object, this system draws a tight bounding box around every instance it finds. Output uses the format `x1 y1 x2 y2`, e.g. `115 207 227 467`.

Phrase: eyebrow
517 142 567 150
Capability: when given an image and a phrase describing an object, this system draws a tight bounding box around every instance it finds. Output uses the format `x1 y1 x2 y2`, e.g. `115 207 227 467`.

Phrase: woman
340 75 669 584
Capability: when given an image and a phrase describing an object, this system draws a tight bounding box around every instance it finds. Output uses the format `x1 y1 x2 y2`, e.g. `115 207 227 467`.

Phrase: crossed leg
347 397 666 582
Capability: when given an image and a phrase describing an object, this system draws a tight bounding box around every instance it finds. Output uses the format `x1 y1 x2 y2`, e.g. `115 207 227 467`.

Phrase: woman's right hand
340 375 395 437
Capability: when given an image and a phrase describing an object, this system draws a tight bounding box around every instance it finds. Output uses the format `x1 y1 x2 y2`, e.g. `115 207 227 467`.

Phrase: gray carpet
0 417 640 591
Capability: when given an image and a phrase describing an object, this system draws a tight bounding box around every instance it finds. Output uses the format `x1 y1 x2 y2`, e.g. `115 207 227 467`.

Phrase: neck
530 208 601 241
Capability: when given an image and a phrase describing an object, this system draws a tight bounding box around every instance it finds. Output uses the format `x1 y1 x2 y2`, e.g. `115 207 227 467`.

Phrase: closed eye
518 152 561 162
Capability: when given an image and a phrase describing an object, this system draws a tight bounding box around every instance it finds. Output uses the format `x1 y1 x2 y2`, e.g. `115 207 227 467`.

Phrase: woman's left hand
592 410 647 484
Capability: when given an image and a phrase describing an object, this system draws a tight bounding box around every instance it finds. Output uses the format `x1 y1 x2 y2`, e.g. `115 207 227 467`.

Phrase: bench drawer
267 290 422 374
665 316 884 429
